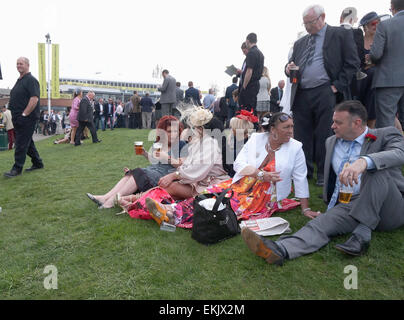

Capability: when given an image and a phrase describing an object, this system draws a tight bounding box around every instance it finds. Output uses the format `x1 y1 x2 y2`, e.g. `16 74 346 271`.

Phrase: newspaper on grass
240 217 292 237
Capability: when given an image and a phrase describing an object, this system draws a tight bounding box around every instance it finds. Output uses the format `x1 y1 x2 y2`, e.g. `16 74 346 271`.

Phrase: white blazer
233 132 309 201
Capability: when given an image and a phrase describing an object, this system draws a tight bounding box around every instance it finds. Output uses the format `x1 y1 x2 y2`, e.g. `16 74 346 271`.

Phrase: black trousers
239 81 259 114
292 83 335 179
12 116 43 172
75 120 99 145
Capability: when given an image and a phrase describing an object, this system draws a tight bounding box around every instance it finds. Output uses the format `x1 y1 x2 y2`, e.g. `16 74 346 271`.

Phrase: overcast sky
1 0 390 94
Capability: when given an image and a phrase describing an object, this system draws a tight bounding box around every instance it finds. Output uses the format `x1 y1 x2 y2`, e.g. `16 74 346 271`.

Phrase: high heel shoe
86 193 103 207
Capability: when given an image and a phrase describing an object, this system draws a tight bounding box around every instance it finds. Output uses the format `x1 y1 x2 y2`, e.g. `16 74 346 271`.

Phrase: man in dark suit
241 101 404 265
93 98 105 131
285 4 360 186
369 0 404 129
225 77 239 126
184 81 202 106
339 7 366 100
75 91 101 146
104 98 115 130
270 80 285 113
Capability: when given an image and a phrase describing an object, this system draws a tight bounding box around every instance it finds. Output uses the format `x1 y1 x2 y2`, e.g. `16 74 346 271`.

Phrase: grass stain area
0 128 403 300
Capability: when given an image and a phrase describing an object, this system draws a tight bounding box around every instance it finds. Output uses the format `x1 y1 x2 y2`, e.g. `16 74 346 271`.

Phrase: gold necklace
266 141 281 153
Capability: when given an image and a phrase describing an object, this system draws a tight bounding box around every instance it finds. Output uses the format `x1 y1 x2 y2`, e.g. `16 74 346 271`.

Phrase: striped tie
300 35 317 71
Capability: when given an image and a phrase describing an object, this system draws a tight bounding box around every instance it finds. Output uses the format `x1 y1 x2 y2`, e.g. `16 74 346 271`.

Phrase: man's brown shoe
241 227 284 266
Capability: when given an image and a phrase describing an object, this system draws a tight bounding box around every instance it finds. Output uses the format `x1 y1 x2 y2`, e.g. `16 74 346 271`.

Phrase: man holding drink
242 100 404 265
285 4 360 186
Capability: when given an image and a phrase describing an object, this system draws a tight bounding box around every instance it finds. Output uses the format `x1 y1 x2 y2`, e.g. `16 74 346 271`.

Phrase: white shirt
116 104 123 115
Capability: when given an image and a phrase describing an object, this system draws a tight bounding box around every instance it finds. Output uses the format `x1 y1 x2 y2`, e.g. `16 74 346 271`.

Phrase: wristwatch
257 170 265 181
22 113 27 117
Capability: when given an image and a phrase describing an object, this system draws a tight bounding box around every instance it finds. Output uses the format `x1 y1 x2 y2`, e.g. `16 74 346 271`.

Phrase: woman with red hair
86 116 187 209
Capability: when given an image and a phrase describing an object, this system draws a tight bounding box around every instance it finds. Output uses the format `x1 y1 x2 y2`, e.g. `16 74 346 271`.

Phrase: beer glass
289 66 300 84
134 141 143 155
339 183 354 204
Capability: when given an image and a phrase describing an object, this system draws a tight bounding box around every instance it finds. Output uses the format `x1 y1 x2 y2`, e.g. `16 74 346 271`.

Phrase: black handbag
191 189 240 245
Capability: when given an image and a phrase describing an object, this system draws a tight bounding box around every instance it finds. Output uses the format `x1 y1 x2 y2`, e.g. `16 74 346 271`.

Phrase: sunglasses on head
278 114 292 122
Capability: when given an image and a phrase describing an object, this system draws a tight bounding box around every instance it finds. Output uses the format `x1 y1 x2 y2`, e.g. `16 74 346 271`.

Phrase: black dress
357 48 376 121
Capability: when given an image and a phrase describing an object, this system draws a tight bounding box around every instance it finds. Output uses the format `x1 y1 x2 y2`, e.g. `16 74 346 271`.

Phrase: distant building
59 78 161 102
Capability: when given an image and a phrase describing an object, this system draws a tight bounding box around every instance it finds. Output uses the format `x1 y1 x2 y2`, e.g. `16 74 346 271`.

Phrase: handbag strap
212 188 233 213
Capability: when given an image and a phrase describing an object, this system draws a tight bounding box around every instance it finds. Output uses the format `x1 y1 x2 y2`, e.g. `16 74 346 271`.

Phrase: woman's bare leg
102 177 139 208
95 175 136 203
70 127 77 144
164 182 194 200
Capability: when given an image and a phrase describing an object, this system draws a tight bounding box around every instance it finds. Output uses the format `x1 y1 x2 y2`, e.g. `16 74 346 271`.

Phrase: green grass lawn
0 128 403 300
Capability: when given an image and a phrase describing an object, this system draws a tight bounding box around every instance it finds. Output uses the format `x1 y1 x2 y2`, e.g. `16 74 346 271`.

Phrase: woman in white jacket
231 112 319 219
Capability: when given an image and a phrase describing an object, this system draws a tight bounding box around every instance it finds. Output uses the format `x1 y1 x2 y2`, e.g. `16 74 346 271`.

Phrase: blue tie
327 141 356 210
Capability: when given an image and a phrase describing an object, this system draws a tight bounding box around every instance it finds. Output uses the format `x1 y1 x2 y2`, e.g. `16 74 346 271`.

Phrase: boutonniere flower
365 133 377 142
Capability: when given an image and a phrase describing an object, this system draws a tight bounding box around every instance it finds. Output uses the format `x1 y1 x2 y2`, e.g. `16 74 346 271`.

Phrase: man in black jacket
75 91 101 146
285 4 360 185
270 80 285 113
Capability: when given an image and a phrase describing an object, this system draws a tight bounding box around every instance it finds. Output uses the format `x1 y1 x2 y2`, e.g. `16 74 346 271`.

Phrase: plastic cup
289 66 300 84
153 143 162 152
134 141 143 155
339 184 353 204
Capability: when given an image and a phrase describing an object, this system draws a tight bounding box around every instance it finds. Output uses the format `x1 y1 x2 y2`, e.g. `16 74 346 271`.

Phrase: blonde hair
229 117 254 131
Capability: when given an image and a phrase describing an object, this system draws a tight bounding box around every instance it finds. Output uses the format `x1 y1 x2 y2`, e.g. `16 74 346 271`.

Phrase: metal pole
45 33 51 115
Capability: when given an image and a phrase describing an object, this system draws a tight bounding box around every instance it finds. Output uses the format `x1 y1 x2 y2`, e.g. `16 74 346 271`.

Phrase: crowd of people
2 1 404 267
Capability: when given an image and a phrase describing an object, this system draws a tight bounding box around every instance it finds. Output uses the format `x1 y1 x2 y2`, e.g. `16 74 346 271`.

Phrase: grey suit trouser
161 103 175 116
375 87 404 128
278 170 404 260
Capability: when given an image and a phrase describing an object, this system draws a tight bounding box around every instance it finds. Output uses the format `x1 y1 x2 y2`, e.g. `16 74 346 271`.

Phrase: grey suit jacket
323 126 404 203
158 75 177 104
175 87 184 105
370 11 404 88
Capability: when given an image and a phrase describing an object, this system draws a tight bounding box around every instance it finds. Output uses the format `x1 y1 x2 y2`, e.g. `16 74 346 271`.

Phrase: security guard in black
5 61 43 177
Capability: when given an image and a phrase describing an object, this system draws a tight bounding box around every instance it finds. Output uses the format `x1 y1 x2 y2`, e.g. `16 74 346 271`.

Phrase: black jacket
77 96 94 122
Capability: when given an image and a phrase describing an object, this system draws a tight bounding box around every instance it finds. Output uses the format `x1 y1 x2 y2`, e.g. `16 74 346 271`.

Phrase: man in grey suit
241 100 404 265
174 81 184 118
158 69 177 116
368 0 404 128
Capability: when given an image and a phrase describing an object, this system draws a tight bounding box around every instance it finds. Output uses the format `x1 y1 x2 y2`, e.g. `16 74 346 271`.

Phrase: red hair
156 116 184 142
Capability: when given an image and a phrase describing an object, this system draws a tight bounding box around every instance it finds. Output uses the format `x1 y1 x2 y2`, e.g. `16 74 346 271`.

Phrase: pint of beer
339 184 353 204
134 141 143 155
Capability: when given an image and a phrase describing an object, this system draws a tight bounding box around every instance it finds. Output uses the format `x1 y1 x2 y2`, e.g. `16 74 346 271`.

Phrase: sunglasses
278 114 292 122
369 20 379 26
261 113 292 126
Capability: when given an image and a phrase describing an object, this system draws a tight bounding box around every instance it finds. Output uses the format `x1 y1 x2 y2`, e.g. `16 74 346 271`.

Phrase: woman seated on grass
143 112 320 227
53 128 72 144
86 116 187 209
116 106 230 217
150 107 229 200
